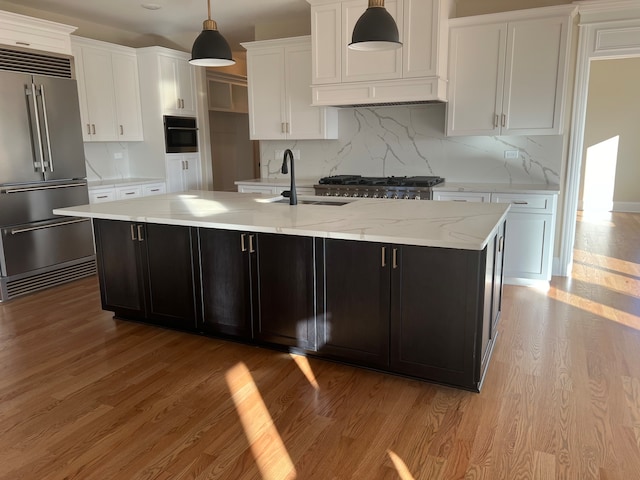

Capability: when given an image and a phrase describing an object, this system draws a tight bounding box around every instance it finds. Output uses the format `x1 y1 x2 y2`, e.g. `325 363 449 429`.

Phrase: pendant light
189 0 235 67
349 0 402 51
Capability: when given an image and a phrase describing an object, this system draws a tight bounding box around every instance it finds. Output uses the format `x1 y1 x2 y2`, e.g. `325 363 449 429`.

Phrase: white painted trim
613 202 640 212
559 4 640 277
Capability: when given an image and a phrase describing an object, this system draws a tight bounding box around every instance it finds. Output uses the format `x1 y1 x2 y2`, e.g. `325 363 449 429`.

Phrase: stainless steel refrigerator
0 47 95 301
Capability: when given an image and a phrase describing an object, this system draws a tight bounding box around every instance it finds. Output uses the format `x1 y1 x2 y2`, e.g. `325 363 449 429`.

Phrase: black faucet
280 149 297 206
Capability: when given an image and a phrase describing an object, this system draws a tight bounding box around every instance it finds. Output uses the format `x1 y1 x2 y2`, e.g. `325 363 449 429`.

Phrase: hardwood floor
0 212 638 479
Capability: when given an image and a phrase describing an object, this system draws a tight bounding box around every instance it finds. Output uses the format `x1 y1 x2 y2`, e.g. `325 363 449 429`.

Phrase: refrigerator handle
26 84 46 173
38 84 54 172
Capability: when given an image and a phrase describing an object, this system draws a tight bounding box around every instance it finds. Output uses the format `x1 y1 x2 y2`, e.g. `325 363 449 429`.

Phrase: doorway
560 2 640 276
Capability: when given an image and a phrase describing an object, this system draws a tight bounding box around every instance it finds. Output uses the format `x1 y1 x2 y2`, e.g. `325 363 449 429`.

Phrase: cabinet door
319 239 390 367
199 229 254 338
111 52 143 141
311 2 341 84
501 16 569 135
159 55 181 114
165 155 186 193
285 43 326 140
502 212 553 281
403 0 439 78
255 234 316 350
182 153 200 190
492 221 505 334
342 0 403 82
80 46 118 141
390 245 481 388
246 47 286 140
71 44 91 142
93 219 145 316
142 223 198 329
447 23 506 136
177 59 197 115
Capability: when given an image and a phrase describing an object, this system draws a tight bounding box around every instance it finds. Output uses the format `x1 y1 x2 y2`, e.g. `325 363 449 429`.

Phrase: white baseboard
613 202 640 213
552 256 562 277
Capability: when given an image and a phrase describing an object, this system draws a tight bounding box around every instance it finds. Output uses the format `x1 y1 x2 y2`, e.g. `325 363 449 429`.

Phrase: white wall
260 104 563 185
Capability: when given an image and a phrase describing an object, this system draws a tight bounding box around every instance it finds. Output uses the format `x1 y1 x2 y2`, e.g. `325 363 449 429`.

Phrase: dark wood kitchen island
55 191 509 391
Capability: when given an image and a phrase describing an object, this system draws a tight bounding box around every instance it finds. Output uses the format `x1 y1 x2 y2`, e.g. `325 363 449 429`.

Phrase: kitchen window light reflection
176 194 228 217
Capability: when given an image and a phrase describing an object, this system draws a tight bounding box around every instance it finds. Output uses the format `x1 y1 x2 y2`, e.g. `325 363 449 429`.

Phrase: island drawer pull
381 246 386 267
249 235 255 253
241 233 247 252
392 248 398 269
130 224 137 241
137 225 144 241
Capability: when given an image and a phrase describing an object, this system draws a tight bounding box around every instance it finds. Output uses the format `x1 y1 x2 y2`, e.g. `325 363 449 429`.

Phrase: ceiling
2 0 312 51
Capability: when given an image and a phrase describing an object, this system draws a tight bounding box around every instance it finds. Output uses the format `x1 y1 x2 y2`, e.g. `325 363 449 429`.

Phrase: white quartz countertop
433 182 560 194
54 191 510 251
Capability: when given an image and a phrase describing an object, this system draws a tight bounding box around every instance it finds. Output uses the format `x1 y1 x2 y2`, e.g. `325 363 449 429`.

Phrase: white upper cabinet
447 5 577 136
158 54 197 116
71 37 143 142
342 0 403 82
307 0 452 106
243 36 338 141
0 10 75 55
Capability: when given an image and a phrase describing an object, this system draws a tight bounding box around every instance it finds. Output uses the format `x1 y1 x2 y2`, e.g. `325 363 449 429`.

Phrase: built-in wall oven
163 115 198 153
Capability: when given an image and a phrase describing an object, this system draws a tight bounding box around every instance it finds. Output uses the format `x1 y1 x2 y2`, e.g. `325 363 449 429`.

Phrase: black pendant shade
349 0 402 51
189 0 235 67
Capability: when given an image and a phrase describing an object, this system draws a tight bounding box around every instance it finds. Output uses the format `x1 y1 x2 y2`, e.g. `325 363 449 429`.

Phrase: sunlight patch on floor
546 286 640 330
225 362 297 480
571 261 640 299
387 450 417 480
574 249 640 278
289 353 320 390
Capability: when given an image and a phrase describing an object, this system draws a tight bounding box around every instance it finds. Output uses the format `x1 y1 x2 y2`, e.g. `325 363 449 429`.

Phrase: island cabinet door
316 238 391 368
94 219 146 318
198 228 254 339
140 223 199 330
389 245 485 390
254 233 317 351
93 219 199 330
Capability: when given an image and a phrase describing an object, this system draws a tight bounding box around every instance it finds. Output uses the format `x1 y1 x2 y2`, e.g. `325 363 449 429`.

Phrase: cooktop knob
352 193 359 197
373 193 379 198
392 194 399 199
343 193 349 197
404 194 410 199
362 193 369 198
414 195 421 200
382 194 388 199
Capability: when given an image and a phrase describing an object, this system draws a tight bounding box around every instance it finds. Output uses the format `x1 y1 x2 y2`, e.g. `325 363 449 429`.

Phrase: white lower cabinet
236 184 315 196
433 190 557 283
166 154 201 193
88 181 167 204
432 191 491 203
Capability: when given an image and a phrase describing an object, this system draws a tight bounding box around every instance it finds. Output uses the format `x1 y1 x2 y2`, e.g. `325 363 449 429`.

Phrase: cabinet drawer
0 26 71 55
115 185 142 200
433 191 490 202
237 185 277 194
89 188 116 204
491 193 555 213
143 183 166 196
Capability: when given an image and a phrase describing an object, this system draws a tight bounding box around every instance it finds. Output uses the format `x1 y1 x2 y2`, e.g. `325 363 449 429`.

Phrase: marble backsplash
83 143 132 182
260 103 563 185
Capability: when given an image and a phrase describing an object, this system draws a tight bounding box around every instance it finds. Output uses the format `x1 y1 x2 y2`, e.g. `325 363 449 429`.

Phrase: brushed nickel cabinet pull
87 123 91 135
381 246 386 267
501 114 506 127
91 124 96 135
494 114 499 128
499 236 504 253
185 160 189 169
120 125 124 135
241 233 247 252
130 224 136 241
392 248 398 269
137 225 144 241
513 201 529 205
16 41 31 46
249 235 255 253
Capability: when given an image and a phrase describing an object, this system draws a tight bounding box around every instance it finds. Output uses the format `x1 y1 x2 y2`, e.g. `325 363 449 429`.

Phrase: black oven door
164 116 198 153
